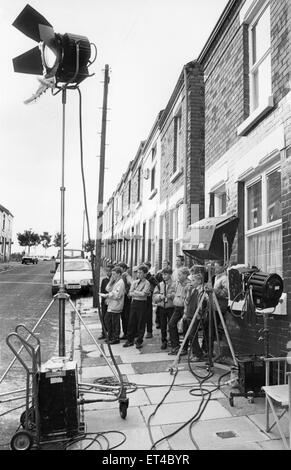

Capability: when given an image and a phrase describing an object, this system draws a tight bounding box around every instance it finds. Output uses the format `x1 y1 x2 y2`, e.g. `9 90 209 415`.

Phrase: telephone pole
93 64 110 308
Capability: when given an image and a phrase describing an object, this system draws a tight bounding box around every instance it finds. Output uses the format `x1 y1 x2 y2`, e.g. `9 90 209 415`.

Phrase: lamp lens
43 45 57 69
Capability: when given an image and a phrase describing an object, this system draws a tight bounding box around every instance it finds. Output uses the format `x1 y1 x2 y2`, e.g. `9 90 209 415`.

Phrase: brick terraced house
103 0 291 355
0 204 13 262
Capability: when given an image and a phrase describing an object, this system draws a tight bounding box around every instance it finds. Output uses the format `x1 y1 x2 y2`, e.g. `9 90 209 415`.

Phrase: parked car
52 258 93 296
38 255 51 261
21 255 38 265
54 248 85 272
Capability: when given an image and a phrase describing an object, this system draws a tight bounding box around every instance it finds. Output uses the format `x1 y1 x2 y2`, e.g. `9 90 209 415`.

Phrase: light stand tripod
169 264 238 374
1 47 126 399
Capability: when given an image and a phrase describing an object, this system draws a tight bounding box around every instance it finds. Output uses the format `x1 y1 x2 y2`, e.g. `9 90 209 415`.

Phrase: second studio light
12 4 93 86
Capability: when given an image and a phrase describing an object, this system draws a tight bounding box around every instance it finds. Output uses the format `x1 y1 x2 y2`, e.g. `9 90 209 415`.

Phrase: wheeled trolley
6 325 84 450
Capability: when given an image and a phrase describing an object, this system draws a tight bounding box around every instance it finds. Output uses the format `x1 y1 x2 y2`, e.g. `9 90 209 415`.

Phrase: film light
12 4 92 85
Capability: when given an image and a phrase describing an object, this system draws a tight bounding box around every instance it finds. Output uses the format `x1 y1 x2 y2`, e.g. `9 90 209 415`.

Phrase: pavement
0 261 288 451
63 295 290 451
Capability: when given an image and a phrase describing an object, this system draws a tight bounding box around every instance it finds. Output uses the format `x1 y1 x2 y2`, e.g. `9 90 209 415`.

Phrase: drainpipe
183 65 189 237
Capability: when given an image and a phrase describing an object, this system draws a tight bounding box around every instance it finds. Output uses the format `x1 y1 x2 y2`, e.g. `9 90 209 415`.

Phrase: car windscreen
57 261 90 272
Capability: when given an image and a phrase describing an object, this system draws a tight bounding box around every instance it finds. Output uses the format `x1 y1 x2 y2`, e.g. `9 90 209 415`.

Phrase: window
246 166 282 275
151 145 157 161
173 114 182 173
128 181 131 206
213 186 227 216
148 216 156 264
173 205 184 258
151 165 156 192
247 180 262 229
137 167 141 202
249 3 271 112
2 213 5 231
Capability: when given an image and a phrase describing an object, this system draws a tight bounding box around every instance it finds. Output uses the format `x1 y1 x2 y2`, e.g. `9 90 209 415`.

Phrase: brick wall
203 0 291 356
187 64 205 224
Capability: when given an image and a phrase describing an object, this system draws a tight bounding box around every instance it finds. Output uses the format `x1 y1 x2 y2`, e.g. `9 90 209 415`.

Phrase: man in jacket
181 269 206 360
101 267 125 345
153 267 176 350
117 262 132 340
98 264 113 340
143 261 158 339
168 267 190 355
123 265 151 349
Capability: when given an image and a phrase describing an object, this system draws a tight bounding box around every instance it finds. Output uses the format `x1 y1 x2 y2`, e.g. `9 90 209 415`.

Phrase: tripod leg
212 293 238 367
170 292 206 371
1 297 56 385
68 297 120 380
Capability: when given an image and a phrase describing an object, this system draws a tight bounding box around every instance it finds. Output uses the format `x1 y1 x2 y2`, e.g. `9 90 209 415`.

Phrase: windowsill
245 219 282 237
149 188 157 200
135 201 142 209
170 168 183 184
237 96 274 136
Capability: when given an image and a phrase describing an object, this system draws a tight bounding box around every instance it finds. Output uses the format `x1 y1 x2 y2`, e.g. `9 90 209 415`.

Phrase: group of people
99 255 229 359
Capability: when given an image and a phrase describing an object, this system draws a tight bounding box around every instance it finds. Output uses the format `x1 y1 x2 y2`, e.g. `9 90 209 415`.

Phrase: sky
0 0 229 254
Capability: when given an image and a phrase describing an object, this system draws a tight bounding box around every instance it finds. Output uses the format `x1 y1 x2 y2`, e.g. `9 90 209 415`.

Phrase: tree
53 232 68 248
84 239 95 254
17 230 41 254
40 232 52 254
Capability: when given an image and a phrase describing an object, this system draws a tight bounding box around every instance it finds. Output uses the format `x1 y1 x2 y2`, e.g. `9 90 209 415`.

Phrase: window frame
248 2 272 113
245 162 282 272
173 112 182 174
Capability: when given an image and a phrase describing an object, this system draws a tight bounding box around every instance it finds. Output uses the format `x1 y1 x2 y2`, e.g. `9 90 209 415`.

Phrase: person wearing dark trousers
143 261 158 339
117 262 132 340
181 270 206 360
168 267 190 355
203 260 229 356
153 267 176 350
99 265 113 340
101 267 125 344
155 260 171 329
123 265 151 349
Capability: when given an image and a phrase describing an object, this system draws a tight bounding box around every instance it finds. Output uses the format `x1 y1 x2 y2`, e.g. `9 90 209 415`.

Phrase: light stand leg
212 292 238 367
0 298 55 384
170 292 207 373
59 88 67 357
68 297 120 381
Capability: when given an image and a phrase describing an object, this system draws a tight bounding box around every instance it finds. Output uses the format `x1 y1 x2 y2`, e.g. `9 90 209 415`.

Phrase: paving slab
140 399 231 426
145 384 225 405
81 364 135 380
217 396 266 417
132 360 185 374
68 425 169 451
126 370 198 387
248 412 290 438
84 406 146 433
82 388 151 411
187 415 269 449
257 439 286 450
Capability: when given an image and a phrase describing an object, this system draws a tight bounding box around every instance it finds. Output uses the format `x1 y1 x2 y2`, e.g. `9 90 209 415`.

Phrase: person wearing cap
123 265 151 349
168 267 191 355
117 262 132 340
153 267 176 350
100 267 125 344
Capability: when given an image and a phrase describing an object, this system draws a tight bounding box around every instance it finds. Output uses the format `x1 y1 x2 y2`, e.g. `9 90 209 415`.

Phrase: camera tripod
169 265 238 374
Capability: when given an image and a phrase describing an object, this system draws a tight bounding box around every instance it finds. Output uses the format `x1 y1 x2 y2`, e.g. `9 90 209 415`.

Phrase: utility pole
93 64 110 308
